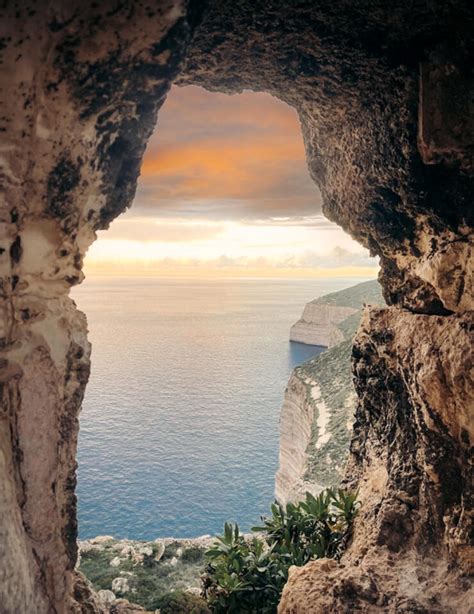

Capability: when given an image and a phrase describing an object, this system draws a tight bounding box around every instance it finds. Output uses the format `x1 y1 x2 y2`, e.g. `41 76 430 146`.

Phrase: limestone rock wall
275 371 319 504
289 303 357 347
289 279 384 346
0 2 194 612
279 307 474 613
276 337 358 507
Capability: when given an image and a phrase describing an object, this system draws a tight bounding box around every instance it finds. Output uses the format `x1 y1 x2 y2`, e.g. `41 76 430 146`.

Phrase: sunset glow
85 86 378 278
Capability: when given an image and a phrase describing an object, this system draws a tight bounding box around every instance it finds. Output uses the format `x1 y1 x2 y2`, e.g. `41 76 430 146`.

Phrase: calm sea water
73 276 364 540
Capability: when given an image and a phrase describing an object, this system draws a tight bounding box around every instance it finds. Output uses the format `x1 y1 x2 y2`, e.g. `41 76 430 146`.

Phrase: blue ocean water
73 276 363 540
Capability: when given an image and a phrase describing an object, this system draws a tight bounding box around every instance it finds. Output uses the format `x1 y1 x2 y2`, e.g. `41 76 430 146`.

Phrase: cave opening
72 85 376 543
2 2 472 612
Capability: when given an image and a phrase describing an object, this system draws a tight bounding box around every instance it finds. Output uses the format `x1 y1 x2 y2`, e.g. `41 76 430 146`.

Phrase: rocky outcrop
1 1 472 613
290 303 357 347
77 535 211 612
289 279 383 346
0 3 192 612
279 308 474 613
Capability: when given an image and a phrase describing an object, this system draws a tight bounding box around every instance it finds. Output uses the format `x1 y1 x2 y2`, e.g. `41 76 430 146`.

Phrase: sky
85 85 378 278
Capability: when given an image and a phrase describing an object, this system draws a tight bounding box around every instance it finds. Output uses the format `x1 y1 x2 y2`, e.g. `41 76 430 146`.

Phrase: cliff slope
77 536 211 612
276 280 384 504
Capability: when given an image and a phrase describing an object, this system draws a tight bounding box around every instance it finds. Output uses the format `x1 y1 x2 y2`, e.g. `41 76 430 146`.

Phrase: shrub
157 590 210 613
202 488 359 613
181 546 205 564
162 542 179 560
78 549 118 591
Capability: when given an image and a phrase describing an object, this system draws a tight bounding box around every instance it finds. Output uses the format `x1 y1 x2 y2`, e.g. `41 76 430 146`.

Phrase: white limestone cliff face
275 337 356 506
278 281 384 505
290 303 357 347
275 373 321 504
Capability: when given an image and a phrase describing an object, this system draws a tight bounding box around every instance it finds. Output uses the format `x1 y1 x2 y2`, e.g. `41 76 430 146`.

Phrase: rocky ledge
76 535 213 612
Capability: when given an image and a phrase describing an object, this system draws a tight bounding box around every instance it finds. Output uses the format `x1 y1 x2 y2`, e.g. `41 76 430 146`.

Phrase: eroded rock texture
1 2 193 612
179 0 473 315
1 0 473 612
280 308 473 613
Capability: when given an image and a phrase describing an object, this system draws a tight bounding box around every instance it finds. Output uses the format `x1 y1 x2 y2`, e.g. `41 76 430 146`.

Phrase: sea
72 276 366 540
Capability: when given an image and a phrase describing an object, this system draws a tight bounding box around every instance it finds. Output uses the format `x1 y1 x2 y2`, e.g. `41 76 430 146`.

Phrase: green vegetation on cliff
293 279 384 489
78 538 209 611
298 337 354 486
79 488 359 613
313 278 384 309
203 489 358 613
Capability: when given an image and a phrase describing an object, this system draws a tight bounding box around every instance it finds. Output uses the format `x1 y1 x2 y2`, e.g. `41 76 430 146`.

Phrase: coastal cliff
289 279 383 347
276 280 384 504
289 304 357 347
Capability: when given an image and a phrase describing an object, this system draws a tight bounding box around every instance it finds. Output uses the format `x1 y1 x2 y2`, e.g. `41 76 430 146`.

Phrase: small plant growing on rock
157 590 210 613
202 488 359 613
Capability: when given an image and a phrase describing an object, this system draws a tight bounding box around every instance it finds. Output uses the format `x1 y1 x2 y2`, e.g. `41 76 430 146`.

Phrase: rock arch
1 1 472 612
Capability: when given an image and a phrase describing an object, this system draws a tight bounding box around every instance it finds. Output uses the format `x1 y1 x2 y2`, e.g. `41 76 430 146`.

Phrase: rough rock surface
1 1 473 613
0 2 192 612
179 1 473 314
280 308 474 613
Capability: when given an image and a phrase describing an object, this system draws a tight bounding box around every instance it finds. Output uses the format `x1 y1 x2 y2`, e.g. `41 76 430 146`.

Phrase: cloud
88 243 377 272
133 85 322 220
87 86 376 278
292 247 377 269
208 249 377 270
97 217 224 243
246 215 338 229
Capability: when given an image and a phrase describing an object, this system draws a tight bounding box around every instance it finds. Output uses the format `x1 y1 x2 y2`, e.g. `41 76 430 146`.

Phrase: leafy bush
157 590 210 613
202 488 359 613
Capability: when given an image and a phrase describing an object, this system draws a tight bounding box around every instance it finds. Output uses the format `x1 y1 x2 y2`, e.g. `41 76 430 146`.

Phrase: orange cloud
134 86 321 219
87 86 374 275
152 86 301 134
141 137 305 197
143 138 305 173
